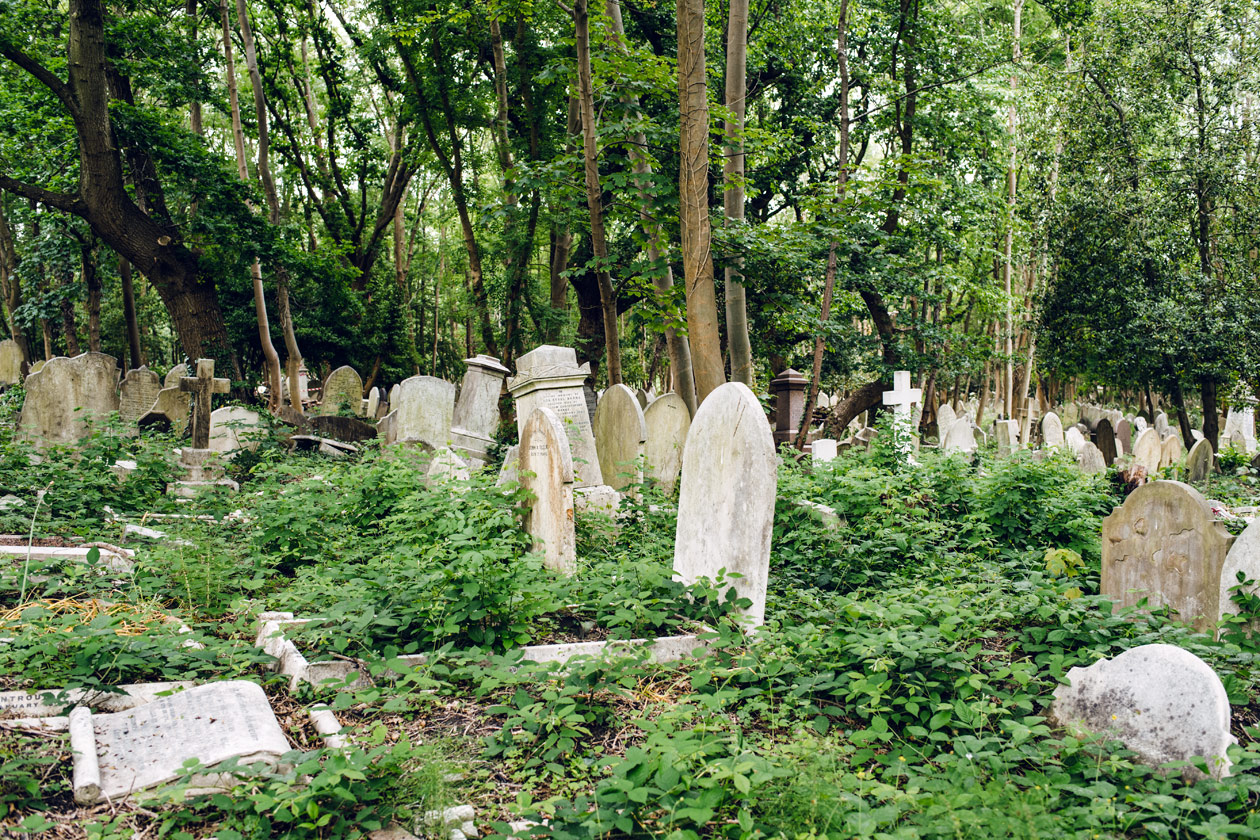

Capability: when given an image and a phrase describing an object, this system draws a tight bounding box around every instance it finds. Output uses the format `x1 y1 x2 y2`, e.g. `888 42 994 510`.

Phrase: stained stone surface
20 352 120 447
520 407 576 574
318 366 364 416
942 418 977 454
164 365 189 389
1161 434 1185 471
450 354 509 463
1095 419 1118 465
508 345 603 488
1117 418 1134 456
1048 644 1234 780
1133 428 1163 473
593 384 646 492
674 382 777 628
0 339 22 385
1218 520 1260 632
140 387 191 433
364 387 380 420
1064 426 1086 455
937 403 957 440
1102 480 1236 632
1155 412 1170 439
392 375 456 447
306 415 377 443
1187 437 1215 481
994 420 1020 455
118 368 162 425
1076 442 1107 474
208 406 265 454
426 447 471 482
496 444 520 487
1042 412 1064 449
643 393 690 494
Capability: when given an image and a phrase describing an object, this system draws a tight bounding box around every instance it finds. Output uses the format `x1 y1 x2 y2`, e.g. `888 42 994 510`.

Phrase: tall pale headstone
812 439 838 462
520 407 576 575
995 419 1020 456
1218 520 1260 632
1042 411 1064 449
1133 428 1163 473
1161 434 1185 472
1187 437 1214 481
1064 426 1086 455
674 383 777 628
593 384 646 492
0 339 22 385
1155 412 1170 439
319 366 364 416
1102 480 1236 632
450 354 510 465
19 352 120 447
363 387 380 420
208 406 264 454
643 393 690 495
936 403 957 440
1077 442 1106 475
1117 418 1134 456
942 418 977 454
118 368 162 425
388 375 456 446
507 345 603 488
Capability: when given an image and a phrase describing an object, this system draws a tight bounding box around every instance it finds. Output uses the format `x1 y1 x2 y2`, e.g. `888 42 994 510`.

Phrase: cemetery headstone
1134 416 1149 432
0 338 22 385
363 387 380 420
1064 426 1086 455
426 447 471 482
643 393 690 494
319 366 364 416
1187 437 1215 481
769 368 808 448
450 354 510 465
507 345 603 487
942 417 977 454
164 364 189 389
1102 480 1236 632
1155 412 1170 439
19 352 120 447
1077 442 1106 475
634 388 650 409
1061 404 1080 426
1218 519 1260 633
1042 411 1064 449
71 680 290 804
1117 418 1133 456
1133 428 1163 473
1048 644 1234 780
812 438 838 462
208 406 265 454
995 419 1020 456
139 386 191 433
306 414 377 443
520 407 576 574
387 375 456 447
179 359 231 450
496 443 519 486
1094 419 1118 466
593 384 647 492
1161 434 1185 472
118 368 162 425
882 370 922 460
674 382 777 628
937 403 957 440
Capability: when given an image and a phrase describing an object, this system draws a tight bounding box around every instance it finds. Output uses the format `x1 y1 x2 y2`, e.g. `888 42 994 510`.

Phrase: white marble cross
883 370 922 460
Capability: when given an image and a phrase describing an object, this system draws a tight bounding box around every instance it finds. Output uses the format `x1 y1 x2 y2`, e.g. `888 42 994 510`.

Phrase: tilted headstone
450 354 510 465
1187 437 1215 482
593 384 646 492
1094 419 1118 466
1192 428 1205 442
208 406 264 454
507 345 603 488
520 407 576 574
363 387 380 420
0 339 22 385
1042 411 1064 449
942 417 977 454
634 388 650 409
769 368 808 448
1102 480 1236 632
318 366 364 416
390 375 456 447
1218 519 1260 633
118 368 162 425
139 387 191 433
1076 442 1106 475
1132 428 1163 473
1134 415 1149 432
816 392 831 410
937 403 957 440
179 359 231 450
674 382 776 629
496 443 519 487
1048 644 1234 781
812 438 838 463
1161 434 1185 472
1061 403 1080 426
643 393 690 494
426 446 471 483
995 419 1020 456
164 364 189 389
306 414 377 443
19 352 120 447
1064 426 1086 455
70 680 290 804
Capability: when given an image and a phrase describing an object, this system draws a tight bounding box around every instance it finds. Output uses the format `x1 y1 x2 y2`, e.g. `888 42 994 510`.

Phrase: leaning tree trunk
723 0 753 386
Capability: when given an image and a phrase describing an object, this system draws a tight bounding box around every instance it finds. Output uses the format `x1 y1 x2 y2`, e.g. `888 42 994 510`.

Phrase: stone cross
882 370 921 459
180 358 231 449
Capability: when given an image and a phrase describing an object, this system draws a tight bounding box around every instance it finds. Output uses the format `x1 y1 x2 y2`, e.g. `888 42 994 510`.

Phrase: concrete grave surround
937 403 957 440
1219 520 1260 633
507 345 603 488
593 384 647 491
520 407 576 575
1102 480 1236 632
643 393 691 494
319 366 364 416
942 417 977 454
1133 428 1163 473
0 339 22 385
450 354 510 464
1161 434 1185 471
1187 437 1215 482
392 375 456 447
1094 419 1118 465
812 438 838 463
1041 412 1064 449
1064 426 1086 455
674 382 777 628
1049 644 1234 780
208 406 265 454
70 680 290 804
20 352 120 447
1076 442 1106 475
117 368 162 425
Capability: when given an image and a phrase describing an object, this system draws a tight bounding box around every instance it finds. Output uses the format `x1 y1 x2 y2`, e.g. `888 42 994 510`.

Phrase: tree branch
0 174 84 215
0 40 80 119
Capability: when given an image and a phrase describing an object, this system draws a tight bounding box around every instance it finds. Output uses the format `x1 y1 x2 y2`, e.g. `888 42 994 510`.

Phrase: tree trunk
118 257 143 367
59 274 80 356
573 0 621 384
0 202 32 363
1002 0 1022 418
1201 378 1219 451
81 241 101 352
676 0 724 402
723 0 752 386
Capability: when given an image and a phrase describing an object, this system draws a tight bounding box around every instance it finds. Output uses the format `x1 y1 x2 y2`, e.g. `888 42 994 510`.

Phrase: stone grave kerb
179 359 231 449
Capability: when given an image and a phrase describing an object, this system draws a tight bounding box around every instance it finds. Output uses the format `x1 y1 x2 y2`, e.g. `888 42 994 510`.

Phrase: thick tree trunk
723 0 752 386
0 202 31 363
677 0 724 402
1201 378 1219 451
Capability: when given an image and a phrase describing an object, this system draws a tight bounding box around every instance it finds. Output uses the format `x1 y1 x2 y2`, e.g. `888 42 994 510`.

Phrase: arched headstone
1133 428 1162 473
593 384 647 492
643 393 691 494
319 366 364 416
942 417 977 454
1041 411 1064 449
1187 437 1214 481
1094 419 1118 466
521 407 576 575
1077 442 1106 475
118 368 162 425
19 352 120 447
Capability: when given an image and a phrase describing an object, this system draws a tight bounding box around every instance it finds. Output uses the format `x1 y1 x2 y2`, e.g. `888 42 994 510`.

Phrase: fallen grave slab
0 681 195 727
0 542 134 573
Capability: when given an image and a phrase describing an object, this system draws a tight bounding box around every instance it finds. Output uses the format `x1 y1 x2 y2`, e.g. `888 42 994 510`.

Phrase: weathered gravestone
1094 419 1118 465
674 382 777 628
1041 411 1064 449
319 366 364 416
1161 434 1185 472
1064 426 1086 455
634 388 650 410
384 375 456 447
450 354 510 465
117 368 162 425
1132 428 1163 473
882 371 922 460
179 359 231 450
1048 644 1234 781
936 403 957 441
995 419 1020 456
426 447 471 483
769 368 808 448
812 438 838 463
496 443 519 487
1187 437 1215 482
942 417 977 454
1117 418 1133 456
306 414 377 443
507 346 603 487
1218 519 1260 634
363 387 380 420
643 393 690 494
1102 481 1236 632
1155 412 1170 439
19 352 120 447
0 339 22 386
520 407 576 574
593 384 646 492
70 680 290 804
208 406 265 454
139 364 193 433
1077 442 1107 475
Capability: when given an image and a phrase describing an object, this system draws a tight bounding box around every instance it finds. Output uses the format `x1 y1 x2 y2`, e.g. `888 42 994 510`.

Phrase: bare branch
0 174 84 215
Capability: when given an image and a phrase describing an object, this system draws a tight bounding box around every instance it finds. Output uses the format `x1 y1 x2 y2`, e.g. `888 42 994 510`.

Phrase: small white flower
966 753 973 760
